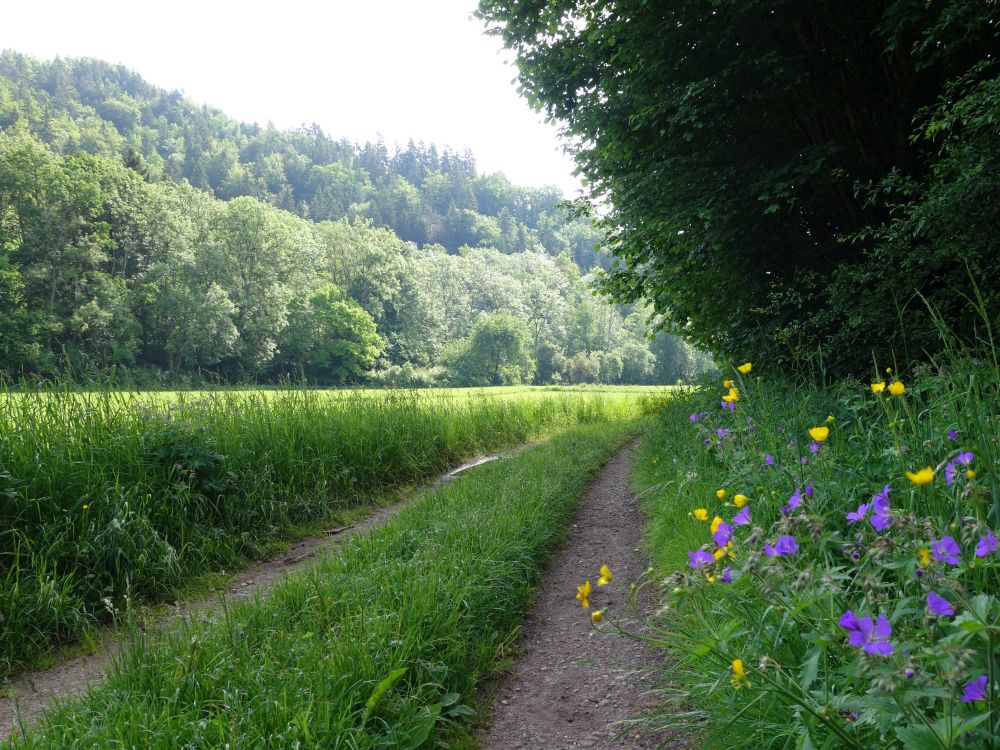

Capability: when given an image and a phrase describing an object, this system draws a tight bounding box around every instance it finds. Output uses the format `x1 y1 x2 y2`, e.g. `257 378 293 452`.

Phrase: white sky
1 0 583 196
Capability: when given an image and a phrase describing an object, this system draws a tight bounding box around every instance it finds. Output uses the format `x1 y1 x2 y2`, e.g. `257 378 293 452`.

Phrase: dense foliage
631 348 1000 748
477 1 1000 376
0 53 713 385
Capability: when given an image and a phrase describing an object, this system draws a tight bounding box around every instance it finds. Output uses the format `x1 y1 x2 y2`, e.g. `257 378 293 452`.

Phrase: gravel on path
480 441 688 750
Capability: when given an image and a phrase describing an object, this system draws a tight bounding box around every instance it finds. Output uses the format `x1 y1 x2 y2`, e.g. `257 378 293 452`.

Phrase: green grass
8 420 643 748
632 354 1000 749
0 385 656 676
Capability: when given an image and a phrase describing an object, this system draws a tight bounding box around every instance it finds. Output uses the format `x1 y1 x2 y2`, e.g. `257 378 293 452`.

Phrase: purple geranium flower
721 400 736 411
805 485 814 498
689 412 700 423
976 530 998 558
809 441 821 454
927 591 954 617
839 611 894 656
944 451 975 485
962 675 988 703
931 536 961 565
713 522 734 547
687 549 715 569
782 488 803 515
870 485 891 532
733 506 751 526
716 428 730 438
764 453 775 466
719 566 733 583
846 502 870 524
947 430 958 441
800 456 809 465
763 535 798 557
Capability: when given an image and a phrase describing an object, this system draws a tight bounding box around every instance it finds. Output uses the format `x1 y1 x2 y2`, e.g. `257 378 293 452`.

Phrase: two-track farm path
481 441 688 750
0 445 536 742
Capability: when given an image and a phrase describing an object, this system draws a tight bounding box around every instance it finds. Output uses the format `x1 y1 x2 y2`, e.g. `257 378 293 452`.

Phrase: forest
0 51 711 385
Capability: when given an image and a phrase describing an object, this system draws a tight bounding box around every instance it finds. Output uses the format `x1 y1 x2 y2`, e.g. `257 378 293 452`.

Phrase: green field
0 385 657 676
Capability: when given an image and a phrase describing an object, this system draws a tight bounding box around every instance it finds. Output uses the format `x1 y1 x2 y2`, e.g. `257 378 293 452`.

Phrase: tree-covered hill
0 51 713 385
0 51 603 267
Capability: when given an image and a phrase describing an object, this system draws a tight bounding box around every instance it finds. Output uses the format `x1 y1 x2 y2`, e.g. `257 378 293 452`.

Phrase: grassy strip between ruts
8 419 644 748
632 355 1000 750
0 387 654 675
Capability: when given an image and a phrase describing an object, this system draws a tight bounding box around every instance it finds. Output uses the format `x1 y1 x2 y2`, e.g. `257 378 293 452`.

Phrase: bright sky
1 0 583 196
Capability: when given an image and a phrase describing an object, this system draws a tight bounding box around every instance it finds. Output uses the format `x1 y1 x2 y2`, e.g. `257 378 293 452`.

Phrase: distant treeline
0 52 713 386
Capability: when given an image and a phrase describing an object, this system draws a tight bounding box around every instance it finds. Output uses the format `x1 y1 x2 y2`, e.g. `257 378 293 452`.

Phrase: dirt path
0 444 536 742
480 441 685 750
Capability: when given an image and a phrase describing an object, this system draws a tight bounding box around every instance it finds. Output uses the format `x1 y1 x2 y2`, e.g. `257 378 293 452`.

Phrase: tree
444 311 533 386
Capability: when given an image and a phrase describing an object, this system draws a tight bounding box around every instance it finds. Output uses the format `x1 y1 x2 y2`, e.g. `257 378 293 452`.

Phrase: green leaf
363 667 408 722
895 725 946 750
799 648 821 692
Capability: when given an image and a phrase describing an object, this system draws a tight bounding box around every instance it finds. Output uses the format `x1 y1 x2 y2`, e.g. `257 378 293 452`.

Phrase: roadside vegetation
0 385 648 676
7 420 642 748
631 338 999 749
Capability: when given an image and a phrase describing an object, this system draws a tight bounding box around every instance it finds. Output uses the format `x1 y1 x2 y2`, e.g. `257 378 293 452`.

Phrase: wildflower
870 485 891 532
905 668 915 679
716 489 727 500
967 469 977 479
763 535 798 557
918 547 931 567
723 379 734 388
82 504 90 510
721 400 736 411
576 580 591 609
737 362 752 374
808 426 830 443
710 516 724 533
733 507 751 526
713 522 734 547
846 502 870 524
688 549 715 569
782 488 803 515
962 675 988 703
693 508 709 522
809 441 821 454
719 566 733 583
888 381 905 396
947 430 958 441
839 611 894 656
975 530 998 558
800 456 809 465
944 451 975 485
931 536 961 565
689 412 701 423
597 564 613 586
905 467 934 485
826 414 835 423
713 544 734 561
591 609 604 623
730 658 750 688
927 591 954 617
870 381 886 394
733 494 748 508
763 454 775 468
722 387 739 403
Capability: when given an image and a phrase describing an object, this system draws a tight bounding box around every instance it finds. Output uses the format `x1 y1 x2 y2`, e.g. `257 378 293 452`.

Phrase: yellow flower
826 415 835 423
966 469 977 480
730 658 750 688
716 489 727 500
905 467 935 485
591 609 604 623
576 580 591 609
870 381 886 394
723 379 734 388
82 504 89 510
918 547 931 567
733 494 748 508
722 387 739 403
737 362 752 374
713 544 734 561
888 381 905 396
886 367 893 374
597 564 613 586
808 426 830 443
710 516 723 533
693 508 709 521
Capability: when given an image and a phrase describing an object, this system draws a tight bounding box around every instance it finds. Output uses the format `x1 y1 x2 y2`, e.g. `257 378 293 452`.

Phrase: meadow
631 348 999 749
0 385 655 676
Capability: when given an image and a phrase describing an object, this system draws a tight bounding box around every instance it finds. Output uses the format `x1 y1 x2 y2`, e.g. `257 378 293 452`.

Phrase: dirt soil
480 441 688 750
0 445 535 742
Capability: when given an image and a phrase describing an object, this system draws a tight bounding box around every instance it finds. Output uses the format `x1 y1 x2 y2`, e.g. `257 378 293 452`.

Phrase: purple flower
716 428 730 439
764 535 798 557
703 439 711 447
721 400 736 411
839 611 894 656
870 485 891 532
805 485 814 498
976 530 998 558
764 454 775 466
947 430 958 441
687 549 715 569
713 522 734 547
927 591 954 617
944 451 975 485
905 668 915 679
809 441 821 454
719 566 733 583
931 536 961 565
846 502 870 524
782 488 803 515
733 507 751 526
800 456 809 465
962 675 988 703
689 412 700 423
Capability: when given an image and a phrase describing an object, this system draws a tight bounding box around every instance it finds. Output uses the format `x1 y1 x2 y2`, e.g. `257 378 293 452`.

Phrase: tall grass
632 347 1000 749
8 420 641 748
0 386 646 675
